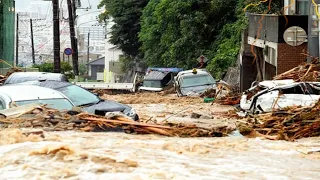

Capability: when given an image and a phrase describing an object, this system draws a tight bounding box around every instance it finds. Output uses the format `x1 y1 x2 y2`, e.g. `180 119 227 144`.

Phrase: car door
255 85 311 113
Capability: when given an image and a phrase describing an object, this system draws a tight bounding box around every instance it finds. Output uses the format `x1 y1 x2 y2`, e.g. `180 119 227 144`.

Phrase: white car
240 80 320 113
0 85 74 111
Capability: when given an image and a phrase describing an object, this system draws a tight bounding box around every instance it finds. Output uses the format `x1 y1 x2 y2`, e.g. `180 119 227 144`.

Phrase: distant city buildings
16 0 106 67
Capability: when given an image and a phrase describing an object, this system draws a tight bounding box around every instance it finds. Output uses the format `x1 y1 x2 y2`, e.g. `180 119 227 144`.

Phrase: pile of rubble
210 62 320 106
238 100 320 141
0 105 234 138
213 62 320 140
200 81 241 105
274 63 320 82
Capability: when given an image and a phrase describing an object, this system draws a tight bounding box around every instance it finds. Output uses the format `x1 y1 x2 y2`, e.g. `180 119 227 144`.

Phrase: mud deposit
102 93 202 105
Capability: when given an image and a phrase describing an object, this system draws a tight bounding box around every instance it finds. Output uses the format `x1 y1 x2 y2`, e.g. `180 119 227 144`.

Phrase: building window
296 0 309 15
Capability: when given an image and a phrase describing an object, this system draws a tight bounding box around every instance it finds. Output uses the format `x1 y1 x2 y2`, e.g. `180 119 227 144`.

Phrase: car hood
181 84 216 96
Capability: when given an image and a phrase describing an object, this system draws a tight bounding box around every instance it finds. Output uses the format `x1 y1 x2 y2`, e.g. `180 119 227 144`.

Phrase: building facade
0 0 15 68
241 0 314 91
103 20 124 83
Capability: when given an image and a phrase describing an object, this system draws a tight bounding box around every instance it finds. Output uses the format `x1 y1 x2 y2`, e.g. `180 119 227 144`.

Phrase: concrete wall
90 65 104 80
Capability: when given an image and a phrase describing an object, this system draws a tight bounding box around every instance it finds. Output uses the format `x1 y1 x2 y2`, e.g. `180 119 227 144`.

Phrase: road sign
64 48 73 56
197 55 208 63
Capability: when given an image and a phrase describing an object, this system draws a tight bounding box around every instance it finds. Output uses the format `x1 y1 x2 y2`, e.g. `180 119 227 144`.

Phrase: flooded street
1 130 320 179
1 93 320 179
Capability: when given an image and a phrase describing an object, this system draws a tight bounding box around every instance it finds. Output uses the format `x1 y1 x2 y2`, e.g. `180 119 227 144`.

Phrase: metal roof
87 57 105 66
144 71 170 81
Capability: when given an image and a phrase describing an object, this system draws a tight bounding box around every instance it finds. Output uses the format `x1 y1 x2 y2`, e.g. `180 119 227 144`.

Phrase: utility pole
15 13 19 67
308 0 320 61
87 32 90 75
30 19 35 65
53 0 61 73
87 32 90 64
67 0 79 76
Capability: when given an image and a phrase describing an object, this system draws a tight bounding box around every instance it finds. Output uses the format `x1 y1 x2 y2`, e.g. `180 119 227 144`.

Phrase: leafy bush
32 62 74 79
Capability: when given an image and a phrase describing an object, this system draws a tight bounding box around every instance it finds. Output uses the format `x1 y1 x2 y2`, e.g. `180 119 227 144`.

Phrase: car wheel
133 114 139 121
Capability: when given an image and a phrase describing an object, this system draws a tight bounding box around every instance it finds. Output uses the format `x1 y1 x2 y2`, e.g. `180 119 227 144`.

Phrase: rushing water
0 129 320 180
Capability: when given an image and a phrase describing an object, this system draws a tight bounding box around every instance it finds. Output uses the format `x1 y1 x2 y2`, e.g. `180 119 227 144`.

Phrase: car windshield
181 74 215 88
15 99 73 110
56 85 100 106
143 80 162 88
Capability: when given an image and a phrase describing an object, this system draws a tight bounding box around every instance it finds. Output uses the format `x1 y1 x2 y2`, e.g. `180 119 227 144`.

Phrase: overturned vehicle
240 80 320 114
139 68 183 92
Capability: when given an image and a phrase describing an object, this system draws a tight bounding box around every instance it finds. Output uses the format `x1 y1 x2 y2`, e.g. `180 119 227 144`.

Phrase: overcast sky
16 0 101 14
15 0 103 26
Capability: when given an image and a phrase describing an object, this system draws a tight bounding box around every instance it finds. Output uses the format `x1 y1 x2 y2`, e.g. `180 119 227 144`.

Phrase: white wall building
103 20 124 83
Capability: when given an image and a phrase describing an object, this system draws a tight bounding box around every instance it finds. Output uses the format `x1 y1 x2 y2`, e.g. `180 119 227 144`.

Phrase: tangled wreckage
0 104 234 138
1 62 320 141
240 80 320 113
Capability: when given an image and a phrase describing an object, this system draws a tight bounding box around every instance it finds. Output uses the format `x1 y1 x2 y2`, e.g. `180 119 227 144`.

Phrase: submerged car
139 68 183 92
174 69 217 96
0 85 74 111
240 80 320 114
15 81 139 120
4 72 68 85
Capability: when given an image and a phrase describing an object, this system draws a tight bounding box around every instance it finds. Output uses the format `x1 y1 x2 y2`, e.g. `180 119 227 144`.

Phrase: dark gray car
14 81 139 121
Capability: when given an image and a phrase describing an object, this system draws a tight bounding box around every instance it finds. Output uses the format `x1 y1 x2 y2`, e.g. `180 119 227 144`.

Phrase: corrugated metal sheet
144 71 169 81
0 0 15 68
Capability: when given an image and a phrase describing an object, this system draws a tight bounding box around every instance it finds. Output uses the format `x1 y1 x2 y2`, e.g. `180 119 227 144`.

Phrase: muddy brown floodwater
1 93 320 179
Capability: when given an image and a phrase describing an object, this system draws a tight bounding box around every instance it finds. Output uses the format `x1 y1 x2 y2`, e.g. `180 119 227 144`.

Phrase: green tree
206 0 248 78
79 63 87 76
139 0 238 70
243 0 282 14
206 0 283 78
98 0 150 68
32 62 74 79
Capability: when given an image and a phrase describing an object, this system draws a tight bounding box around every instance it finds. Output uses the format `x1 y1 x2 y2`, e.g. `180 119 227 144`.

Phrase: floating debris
0 106 235 138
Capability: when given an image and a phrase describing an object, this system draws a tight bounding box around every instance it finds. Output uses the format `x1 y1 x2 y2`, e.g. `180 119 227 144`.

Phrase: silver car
174 69 217 97
0 85 74 111
4 72 68 85
12 81 139 121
